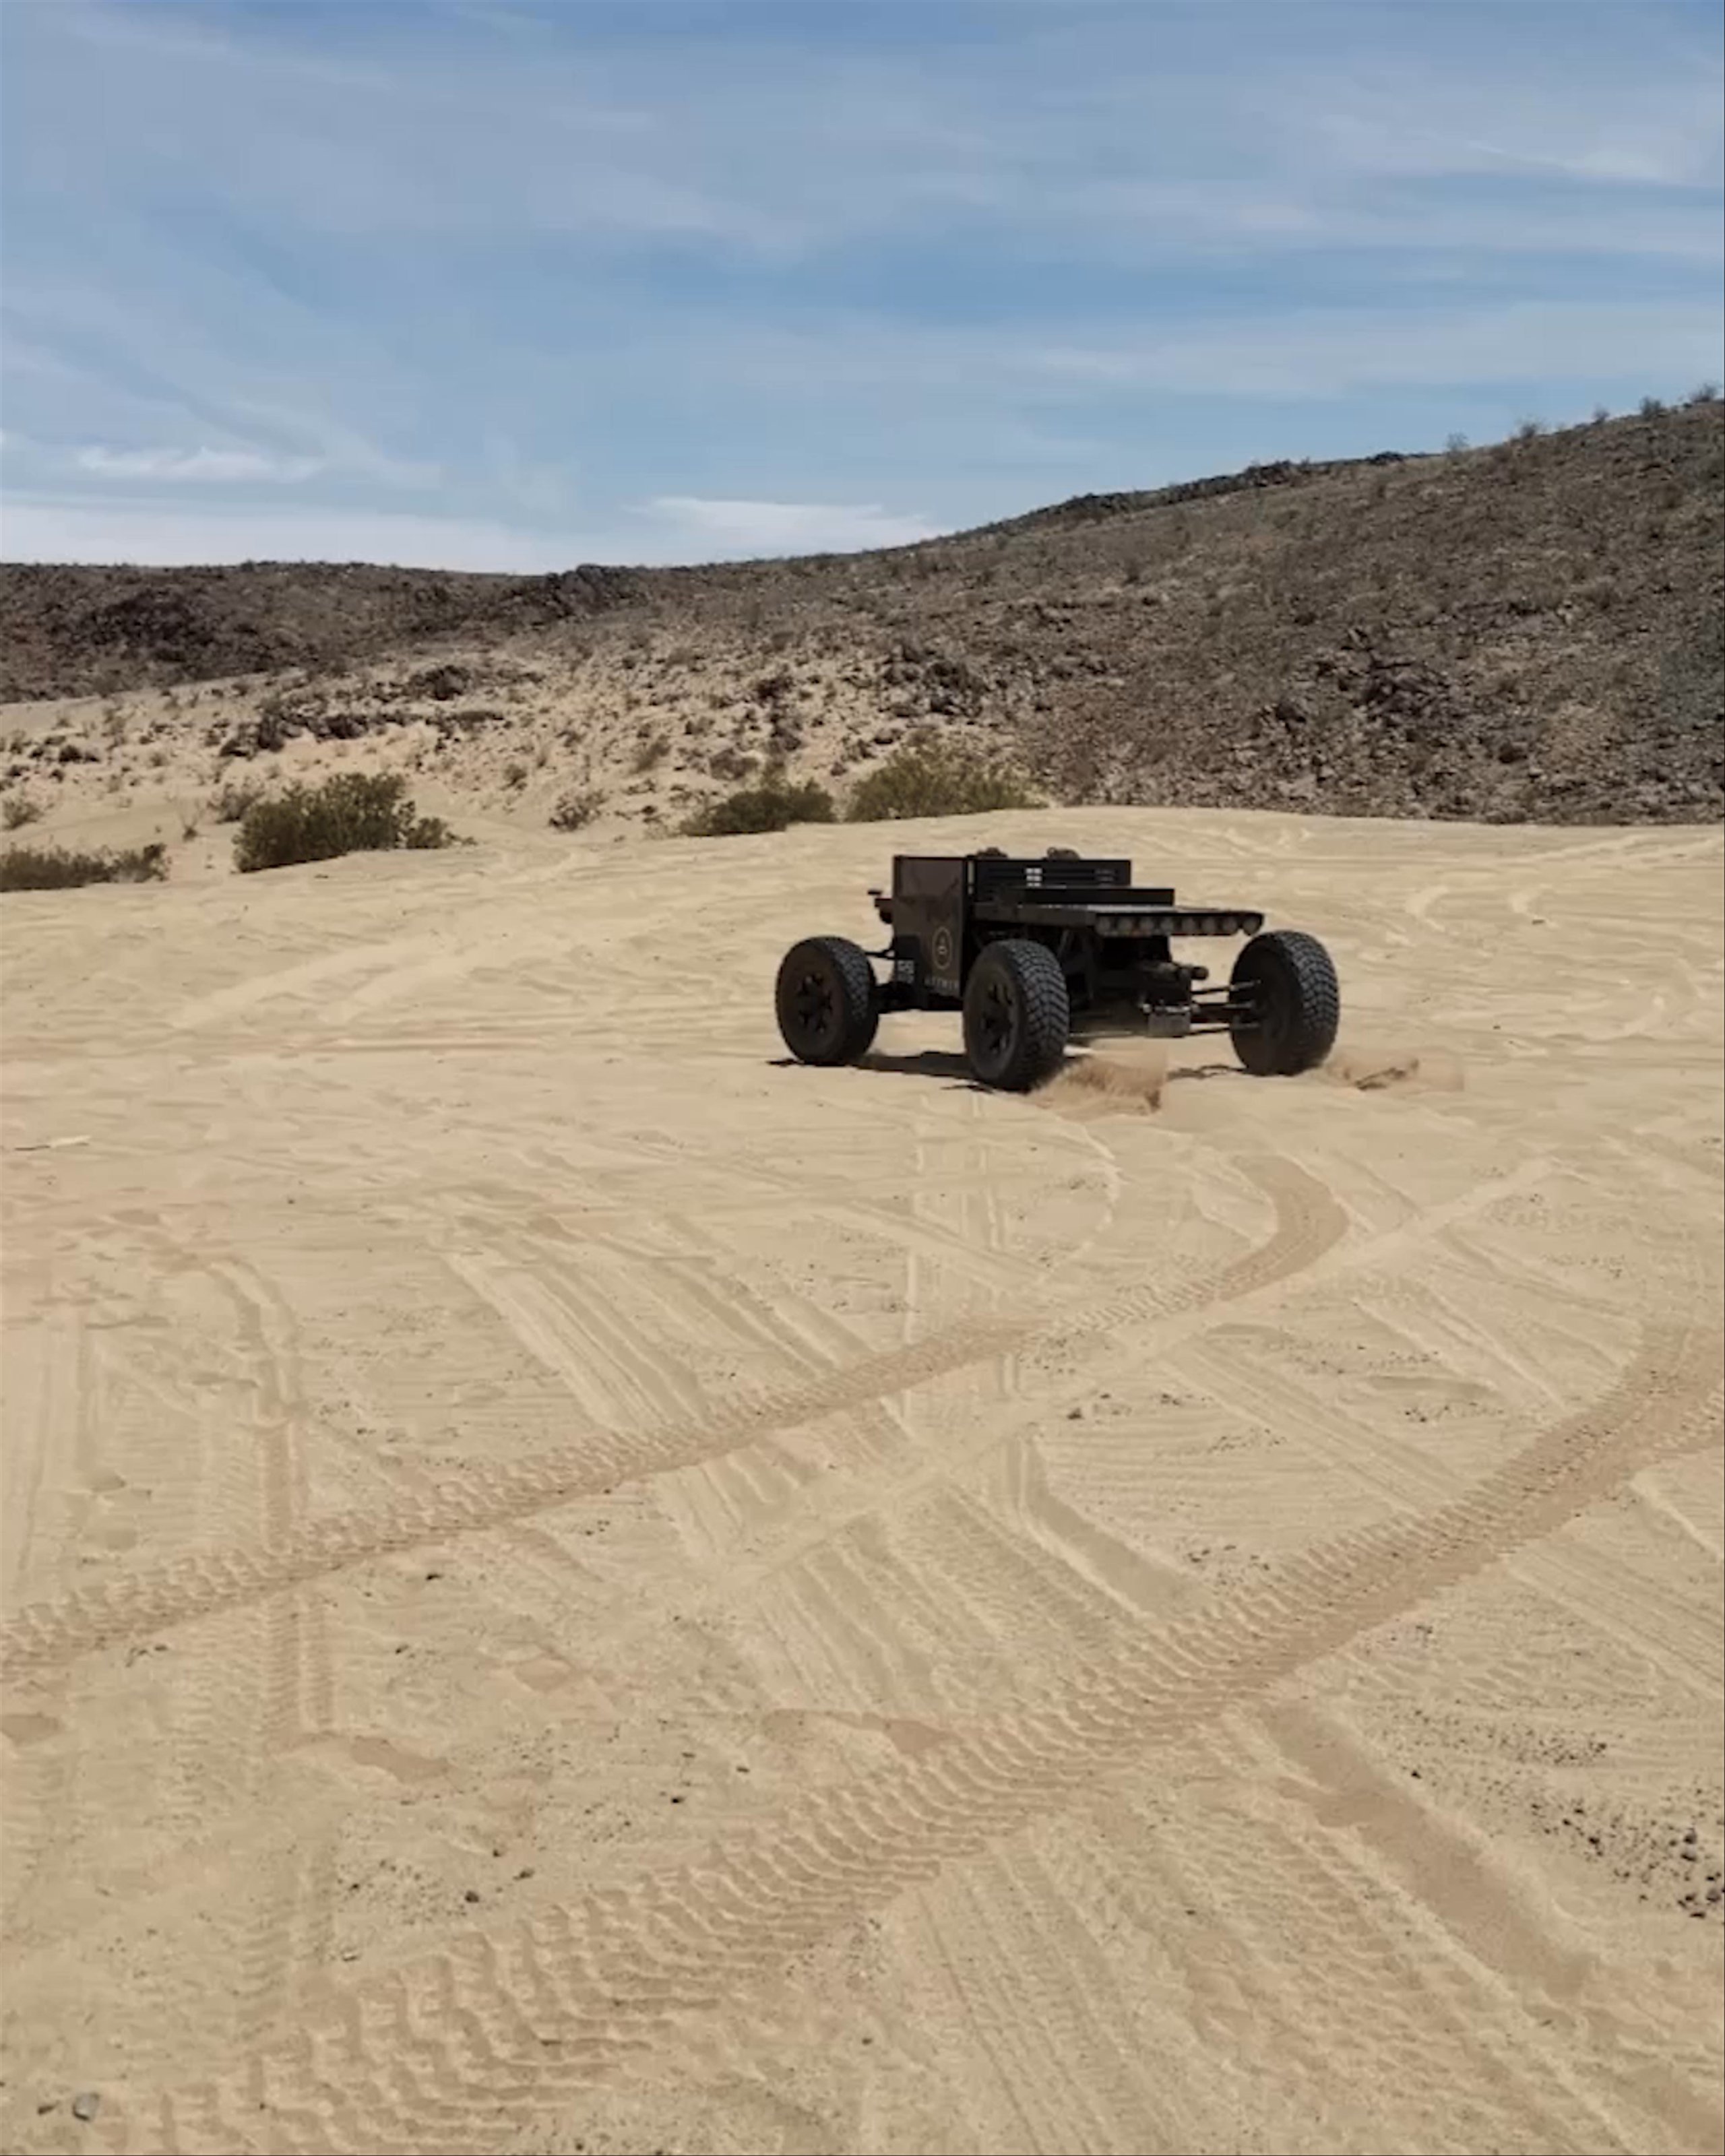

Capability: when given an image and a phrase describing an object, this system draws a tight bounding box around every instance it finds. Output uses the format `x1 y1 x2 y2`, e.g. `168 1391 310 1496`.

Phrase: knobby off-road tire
1229 929 1340 1076
776 937 880 1067
963 938 1070 1091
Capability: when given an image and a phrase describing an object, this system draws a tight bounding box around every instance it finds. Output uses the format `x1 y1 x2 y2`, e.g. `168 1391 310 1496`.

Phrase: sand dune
2 808 1721 2156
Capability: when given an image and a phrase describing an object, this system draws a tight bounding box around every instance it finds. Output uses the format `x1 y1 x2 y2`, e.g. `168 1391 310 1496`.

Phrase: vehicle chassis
775 848 1340 1092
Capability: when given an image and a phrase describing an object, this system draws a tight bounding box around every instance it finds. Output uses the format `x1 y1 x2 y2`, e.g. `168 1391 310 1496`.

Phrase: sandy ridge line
0 1158 1344 1675
110 1319 1722 2156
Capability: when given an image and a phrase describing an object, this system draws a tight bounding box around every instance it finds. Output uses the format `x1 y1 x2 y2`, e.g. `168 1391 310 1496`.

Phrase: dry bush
632 731 670 773
681 773 835 836
1 842 167 891
234 771 456 873
548 787 604 831
845 738 1041 821
210 778 266 823
3 793 42 830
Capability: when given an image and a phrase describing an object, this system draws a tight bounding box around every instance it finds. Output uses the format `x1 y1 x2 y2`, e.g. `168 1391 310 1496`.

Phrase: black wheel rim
1245 972 1286 1052
975 974 1020 1067
790 963 840 1050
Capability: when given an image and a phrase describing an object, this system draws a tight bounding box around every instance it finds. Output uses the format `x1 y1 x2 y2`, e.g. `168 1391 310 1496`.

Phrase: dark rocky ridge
3 401 1719 825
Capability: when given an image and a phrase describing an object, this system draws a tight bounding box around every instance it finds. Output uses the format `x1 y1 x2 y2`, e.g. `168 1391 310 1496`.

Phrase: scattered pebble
72 2091 101 2122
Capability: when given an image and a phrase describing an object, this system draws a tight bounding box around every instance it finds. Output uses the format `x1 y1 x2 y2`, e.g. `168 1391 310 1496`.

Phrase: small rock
72 2091 102 2122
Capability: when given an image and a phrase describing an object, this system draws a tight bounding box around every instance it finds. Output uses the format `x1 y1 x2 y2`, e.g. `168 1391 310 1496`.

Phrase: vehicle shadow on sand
767 1052 1249 1093
767 1050 982 1090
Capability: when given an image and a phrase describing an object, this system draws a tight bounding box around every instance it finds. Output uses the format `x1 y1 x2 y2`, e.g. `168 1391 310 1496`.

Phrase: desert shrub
548 787 604 831
3 793 42 830
845 739 1041 821
681 773 835 837
210 778 267 823
1 842 167 891
233 771 455 873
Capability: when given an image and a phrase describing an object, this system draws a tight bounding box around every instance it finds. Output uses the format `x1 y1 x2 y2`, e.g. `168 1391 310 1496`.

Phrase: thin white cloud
644 497 939 555
0 491 951 570
1020 300 1725 400
634 296 1724 406
15 1 1718 260
0 495 592 571
6 279 444 493
73 444 323 483
1299 61 1722 190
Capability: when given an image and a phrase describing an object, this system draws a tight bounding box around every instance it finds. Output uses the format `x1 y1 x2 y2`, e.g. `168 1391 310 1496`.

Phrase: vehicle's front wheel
962 938 1069 1091
775 936 879 1066
1228 930 1340 1075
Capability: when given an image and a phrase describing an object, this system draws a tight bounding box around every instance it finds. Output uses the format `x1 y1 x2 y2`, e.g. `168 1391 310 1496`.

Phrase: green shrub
681 774 836 837
1 842 167 891
845 739 1041 821
233 771 456 874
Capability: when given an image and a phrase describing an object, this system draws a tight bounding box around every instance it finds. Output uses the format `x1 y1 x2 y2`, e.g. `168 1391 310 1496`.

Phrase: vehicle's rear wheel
962 938 1069 1091
775 937 879 1066
1228 930 1340 1075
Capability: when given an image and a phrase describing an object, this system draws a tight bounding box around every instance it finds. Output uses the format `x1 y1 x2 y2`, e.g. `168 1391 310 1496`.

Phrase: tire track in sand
2 1157 1344 1676
111 1318 1720 2155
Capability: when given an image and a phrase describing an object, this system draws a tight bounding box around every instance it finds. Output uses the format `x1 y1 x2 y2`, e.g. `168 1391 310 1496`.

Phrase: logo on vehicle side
931 925 954 977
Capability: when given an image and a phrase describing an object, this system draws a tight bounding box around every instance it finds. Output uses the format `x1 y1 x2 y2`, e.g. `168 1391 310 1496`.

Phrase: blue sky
1 0 1721 569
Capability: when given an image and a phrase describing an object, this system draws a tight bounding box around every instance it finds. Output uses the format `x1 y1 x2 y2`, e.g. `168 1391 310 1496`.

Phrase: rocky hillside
2 400 1720 829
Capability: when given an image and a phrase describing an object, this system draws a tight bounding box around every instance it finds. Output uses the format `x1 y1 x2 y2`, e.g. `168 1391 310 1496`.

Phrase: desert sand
2 806 1722 2156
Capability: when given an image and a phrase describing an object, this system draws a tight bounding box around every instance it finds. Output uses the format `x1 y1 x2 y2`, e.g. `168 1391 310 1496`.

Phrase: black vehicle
775 848 1339 1092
